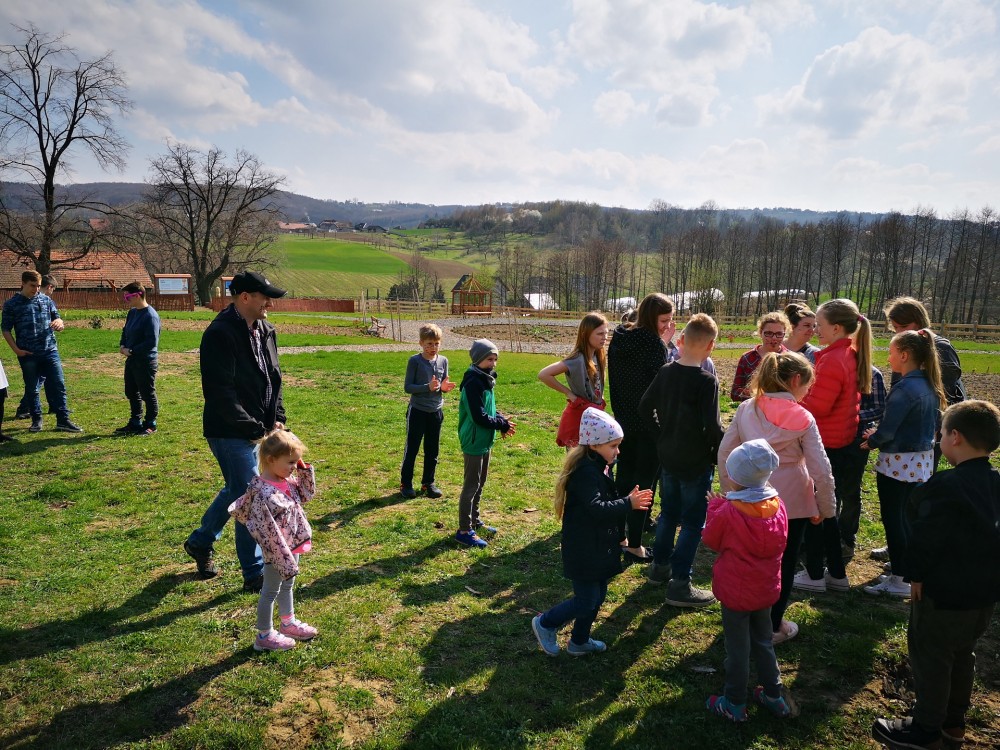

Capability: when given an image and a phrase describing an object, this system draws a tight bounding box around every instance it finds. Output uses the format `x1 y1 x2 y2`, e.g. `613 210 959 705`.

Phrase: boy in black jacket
638 313 724 607
872 400 1000 750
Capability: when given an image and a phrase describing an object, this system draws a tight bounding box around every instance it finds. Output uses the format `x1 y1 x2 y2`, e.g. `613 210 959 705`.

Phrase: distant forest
425 200 1000 325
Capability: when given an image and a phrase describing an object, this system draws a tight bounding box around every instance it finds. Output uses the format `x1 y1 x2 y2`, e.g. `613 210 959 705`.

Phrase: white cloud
758 26 975 139
974 134 1000 154
593 90 648 127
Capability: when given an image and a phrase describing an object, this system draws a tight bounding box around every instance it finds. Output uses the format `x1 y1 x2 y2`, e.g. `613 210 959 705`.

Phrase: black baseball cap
229 271 286 298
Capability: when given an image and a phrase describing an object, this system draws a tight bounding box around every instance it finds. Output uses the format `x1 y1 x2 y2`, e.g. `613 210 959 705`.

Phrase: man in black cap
184 271 288 592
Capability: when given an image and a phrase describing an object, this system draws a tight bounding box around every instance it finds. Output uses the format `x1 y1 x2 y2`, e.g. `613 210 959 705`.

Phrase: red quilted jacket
800 337 860 448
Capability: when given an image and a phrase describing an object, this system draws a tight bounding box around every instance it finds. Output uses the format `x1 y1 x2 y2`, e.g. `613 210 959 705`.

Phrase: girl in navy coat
532 408 652 656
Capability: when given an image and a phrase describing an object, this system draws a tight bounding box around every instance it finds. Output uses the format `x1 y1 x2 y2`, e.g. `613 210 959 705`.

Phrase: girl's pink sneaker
279 619 318 641
254 630 296 651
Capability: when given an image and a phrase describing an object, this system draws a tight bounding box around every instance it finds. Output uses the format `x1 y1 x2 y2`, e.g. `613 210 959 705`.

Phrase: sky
1 0 998 215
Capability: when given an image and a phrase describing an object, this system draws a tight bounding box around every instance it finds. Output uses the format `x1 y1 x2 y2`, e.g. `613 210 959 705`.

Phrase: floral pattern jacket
229 463 315 580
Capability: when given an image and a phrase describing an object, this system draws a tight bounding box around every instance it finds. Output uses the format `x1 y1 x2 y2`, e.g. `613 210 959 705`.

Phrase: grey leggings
256 558 298 632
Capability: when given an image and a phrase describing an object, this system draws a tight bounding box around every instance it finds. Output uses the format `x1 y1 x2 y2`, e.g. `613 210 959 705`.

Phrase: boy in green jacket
456 339 516 548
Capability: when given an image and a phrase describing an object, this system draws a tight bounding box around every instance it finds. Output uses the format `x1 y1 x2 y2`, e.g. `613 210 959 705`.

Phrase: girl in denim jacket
862 330 946 597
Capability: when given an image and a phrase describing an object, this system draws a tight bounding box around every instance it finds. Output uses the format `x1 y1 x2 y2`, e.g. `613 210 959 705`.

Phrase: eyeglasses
762 331 786 339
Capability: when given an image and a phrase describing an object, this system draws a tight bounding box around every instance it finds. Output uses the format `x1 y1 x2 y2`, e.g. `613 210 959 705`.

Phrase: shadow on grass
313 491 412 528
3 650 249 749
0 432 101 456
0 573 234 667
397 537 689 748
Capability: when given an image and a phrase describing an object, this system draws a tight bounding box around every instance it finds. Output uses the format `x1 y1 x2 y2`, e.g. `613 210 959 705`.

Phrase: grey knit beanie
469 338 499 365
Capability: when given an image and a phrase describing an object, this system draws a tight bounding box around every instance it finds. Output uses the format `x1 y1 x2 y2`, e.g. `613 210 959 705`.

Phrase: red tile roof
0 249 153 290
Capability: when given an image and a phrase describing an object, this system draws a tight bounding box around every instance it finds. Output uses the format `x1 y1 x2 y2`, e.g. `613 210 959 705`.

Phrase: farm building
523 292 559 311
0 249 152 291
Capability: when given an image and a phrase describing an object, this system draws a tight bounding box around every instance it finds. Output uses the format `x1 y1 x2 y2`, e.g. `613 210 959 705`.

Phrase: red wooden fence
0 289 195 311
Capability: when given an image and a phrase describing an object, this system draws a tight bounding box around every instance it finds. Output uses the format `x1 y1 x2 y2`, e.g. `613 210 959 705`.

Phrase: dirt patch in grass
65 318 361 336
267 671 396 749
453 323 577 344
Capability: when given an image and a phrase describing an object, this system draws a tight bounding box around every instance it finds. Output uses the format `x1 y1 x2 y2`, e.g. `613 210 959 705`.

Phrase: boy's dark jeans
124 356 158 424
539 578 608 645
830 439 870 549
400 406 443 487
909 595 994 732
655 467 713 579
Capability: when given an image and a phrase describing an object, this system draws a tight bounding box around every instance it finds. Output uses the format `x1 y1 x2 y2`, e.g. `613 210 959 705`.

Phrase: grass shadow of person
395 537 689 748
0 432 101 456
312 491 413 529
2 650 249 749
0 572 235 667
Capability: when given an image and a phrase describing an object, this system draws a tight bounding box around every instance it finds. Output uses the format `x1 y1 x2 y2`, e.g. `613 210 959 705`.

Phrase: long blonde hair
816 298 873 395
554 446 589 519
893 329 947 410
571 312 608 390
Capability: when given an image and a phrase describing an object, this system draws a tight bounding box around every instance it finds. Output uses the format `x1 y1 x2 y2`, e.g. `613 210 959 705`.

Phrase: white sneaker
824 571 850 592
863 574 911 597
792 569 826 592
772 619 799 645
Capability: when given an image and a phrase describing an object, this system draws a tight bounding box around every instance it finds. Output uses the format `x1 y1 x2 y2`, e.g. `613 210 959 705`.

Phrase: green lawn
1 320 998 748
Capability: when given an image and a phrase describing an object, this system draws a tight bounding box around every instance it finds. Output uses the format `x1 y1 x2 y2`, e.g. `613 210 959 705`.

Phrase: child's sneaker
279 618 318 641
665 578 716 608
754 686 793 718
254 629 296 651
772 619 799 645
455 530 488 548
792 569 827 592
474 520 497 535
706 695 747 723
421 483 443 498
872 716 942 750
566 638 607 656
400 485 417 499
863 574 911 597
824 571 850 591
531 615 560 657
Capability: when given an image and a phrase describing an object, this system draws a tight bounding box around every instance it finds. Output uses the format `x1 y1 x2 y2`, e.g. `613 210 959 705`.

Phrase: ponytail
554 446 588 519
751 351 813 400
893 329 947 410
817 298 872 395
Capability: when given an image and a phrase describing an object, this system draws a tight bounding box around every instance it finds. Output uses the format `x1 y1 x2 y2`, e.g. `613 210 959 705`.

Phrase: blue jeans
17 349 69 420
539 579 609 645
186 437 263 581
655 467 713 578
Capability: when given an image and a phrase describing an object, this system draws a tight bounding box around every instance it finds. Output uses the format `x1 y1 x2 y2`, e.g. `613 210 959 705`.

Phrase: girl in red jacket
704 439 794 722
796 298 873 593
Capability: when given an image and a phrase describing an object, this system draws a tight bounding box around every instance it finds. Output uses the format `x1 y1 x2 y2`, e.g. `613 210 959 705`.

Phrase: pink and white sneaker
279 619 319 641
254 629 296 651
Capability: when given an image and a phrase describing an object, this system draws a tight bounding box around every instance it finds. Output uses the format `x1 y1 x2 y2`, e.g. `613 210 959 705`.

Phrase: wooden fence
0 289 195 311
207 297 355 313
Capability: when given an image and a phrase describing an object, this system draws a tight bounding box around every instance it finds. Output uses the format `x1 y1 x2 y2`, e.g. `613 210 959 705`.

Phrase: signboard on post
153 274 192 295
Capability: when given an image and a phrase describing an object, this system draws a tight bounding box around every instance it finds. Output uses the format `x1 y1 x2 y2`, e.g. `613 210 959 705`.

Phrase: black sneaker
400 485 417 499
184 541 219 579
872 716 942 750
29 418 43 433
115 422 143 434
13 410 30 420
242 574 264 593
422 483 443 498
0 433 16 443
142 423 157 434
55 420 83 433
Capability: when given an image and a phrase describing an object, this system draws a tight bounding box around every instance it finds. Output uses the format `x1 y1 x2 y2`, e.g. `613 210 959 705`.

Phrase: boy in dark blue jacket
116 282 161 435
872 400 1000 750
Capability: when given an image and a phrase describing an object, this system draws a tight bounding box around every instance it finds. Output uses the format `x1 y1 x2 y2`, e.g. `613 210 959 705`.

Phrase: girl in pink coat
718 352 836 645
230 430 317 652
704 439 793 723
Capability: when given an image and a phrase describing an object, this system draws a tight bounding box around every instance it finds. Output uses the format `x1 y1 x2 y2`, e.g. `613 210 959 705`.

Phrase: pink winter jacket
718 393 836 520
229 463 316 580
703 494 787 612
800 337 860 449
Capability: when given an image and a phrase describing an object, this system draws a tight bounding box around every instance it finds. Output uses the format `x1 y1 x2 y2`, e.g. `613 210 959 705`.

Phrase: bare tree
133 143 285 303
0 24 131 274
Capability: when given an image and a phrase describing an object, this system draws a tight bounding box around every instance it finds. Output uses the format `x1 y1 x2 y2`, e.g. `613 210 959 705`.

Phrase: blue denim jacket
867 370 939 453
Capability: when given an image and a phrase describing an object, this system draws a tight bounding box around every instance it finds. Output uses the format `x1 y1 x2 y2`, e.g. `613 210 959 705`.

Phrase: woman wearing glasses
730 312 791 402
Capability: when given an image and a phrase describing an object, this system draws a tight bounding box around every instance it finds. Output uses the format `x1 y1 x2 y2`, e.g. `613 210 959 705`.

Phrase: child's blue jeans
539 579 608 645
655 467 713 579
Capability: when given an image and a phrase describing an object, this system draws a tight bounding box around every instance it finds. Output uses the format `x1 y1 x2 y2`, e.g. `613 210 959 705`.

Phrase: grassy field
269 235 479 300
1 317 998 749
